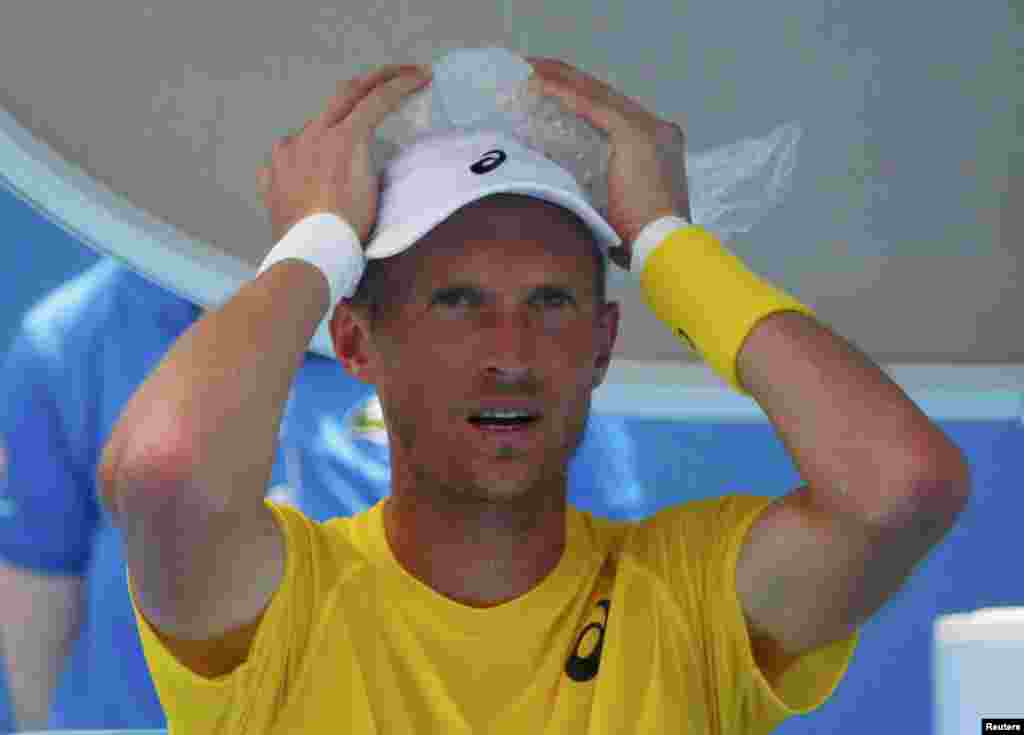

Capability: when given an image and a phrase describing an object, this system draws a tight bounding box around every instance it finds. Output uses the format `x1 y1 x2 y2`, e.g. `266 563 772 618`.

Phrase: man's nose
477 308 541 382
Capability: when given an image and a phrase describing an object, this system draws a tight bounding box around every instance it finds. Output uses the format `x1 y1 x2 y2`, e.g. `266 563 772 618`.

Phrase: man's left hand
525 57 692 271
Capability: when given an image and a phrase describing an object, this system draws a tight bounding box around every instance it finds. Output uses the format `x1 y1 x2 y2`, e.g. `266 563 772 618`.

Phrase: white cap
364 127 623 261
259 126 681 311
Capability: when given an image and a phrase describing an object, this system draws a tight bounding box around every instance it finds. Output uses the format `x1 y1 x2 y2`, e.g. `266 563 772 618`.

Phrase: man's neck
382 492 567 608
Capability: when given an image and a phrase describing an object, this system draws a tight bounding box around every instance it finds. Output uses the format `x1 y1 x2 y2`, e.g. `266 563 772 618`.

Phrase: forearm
101 259 329 514
736 310 970 524
0 568 83 730
3 627 71 729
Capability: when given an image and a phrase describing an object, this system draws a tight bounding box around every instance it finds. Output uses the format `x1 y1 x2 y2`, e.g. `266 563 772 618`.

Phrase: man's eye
436 291 474 307
435 291 571 307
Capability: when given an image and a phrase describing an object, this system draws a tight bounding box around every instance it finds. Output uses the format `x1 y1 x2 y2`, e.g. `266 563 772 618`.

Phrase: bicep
736 484 929 660
115 467 285 678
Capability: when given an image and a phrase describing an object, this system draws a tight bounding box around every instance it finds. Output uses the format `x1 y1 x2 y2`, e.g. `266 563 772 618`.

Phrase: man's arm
0 563 83 730
100 258 329 517
737 310 969 523
97 259 329 669
733 310 970 668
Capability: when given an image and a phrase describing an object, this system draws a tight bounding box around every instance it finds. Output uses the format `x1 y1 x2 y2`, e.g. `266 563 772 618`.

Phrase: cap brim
364 182 621 261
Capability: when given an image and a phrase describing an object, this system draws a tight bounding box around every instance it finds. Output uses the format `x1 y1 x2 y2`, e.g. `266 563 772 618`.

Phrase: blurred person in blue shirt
0 257 645 731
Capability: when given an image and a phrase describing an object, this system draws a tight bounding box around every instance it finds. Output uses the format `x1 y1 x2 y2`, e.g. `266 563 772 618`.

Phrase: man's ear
330 302 375 381
592 301 620 389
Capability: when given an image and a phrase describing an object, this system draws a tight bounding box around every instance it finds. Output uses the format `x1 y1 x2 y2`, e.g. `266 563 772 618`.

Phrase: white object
933 607 1024 734
260 126 694 312
374 47 802 241
260 46 804 318
257 212 363 310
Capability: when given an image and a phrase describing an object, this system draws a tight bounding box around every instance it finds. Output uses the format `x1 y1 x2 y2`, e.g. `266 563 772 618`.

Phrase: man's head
343 195 609 330
330 192 620 505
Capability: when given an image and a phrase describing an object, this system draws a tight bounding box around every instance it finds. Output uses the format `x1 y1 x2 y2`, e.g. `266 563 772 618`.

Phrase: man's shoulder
623 493 776 544
265 498 380 572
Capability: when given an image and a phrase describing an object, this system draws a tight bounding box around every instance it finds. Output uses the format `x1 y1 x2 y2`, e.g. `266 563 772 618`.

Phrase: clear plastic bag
373 47 802 240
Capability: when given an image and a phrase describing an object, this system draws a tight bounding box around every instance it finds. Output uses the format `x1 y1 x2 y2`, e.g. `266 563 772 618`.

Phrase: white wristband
630 215 694 277
257 213 366 310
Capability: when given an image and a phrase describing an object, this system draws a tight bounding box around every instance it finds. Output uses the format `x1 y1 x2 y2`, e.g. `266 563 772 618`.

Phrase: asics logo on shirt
565 598 611 683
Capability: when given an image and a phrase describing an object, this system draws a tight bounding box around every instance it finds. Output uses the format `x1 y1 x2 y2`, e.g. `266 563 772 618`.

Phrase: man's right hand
257 64 433 244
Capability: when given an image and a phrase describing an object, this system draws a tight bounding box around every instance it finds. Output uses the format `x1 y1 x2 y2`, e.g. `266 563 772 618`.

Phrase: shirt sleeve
655 494 859 731
127 500 330 734
0 331 99 574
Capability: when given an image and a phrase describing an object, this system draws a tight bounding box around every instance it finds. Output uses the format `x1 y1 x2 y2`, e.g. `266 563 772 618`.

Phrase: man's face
332 194 620 504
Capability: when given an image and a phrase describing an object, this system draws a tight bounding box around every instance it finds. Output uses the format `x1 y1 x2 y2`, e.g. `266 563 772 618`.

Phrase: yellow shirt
128 494 859 733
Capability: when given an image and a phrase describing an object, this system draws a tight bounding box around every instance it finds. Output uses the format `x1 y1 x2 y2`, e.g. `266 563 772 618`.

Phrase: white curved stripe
0 103 340 356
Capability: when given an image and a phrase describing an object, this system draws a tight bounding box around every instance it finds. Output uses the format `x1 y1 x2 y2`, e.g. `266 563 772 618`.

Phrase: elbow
912 454 972 519
911 439 971 504
883 447 972 529
98 418 199 518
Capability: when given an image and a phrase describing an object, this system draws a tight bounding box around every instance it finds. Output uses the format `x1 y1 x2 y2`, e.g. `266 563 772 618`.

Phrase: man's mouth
467 412 543 441
467 415 541 429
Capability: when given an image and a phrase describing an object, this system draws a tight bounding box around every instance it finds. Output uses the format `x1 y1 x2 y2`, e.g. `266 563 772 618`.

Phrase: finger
524 57 626 133
525 56 561 87
273 123 305 148
342 66 432 138
529 70 625 137
525 56 565 74
526 57 581 88
265 138 289 171
527 56 621 110
317 64 427 131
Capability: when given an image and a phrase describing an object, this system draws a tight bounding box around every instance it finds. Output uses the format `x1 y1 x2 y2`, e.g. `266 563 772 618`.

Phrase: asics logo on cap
470 149 507 175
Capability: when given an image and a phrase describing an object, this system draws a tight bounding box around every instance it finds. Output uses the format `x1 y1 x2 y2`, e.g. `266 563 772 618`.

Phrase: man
0 211 640 731
99 59 970 732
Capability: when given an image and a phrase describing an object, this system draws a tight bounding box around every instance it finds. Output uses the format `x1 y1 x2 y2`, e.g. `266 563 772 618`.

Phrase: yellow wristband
637 225 817 395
